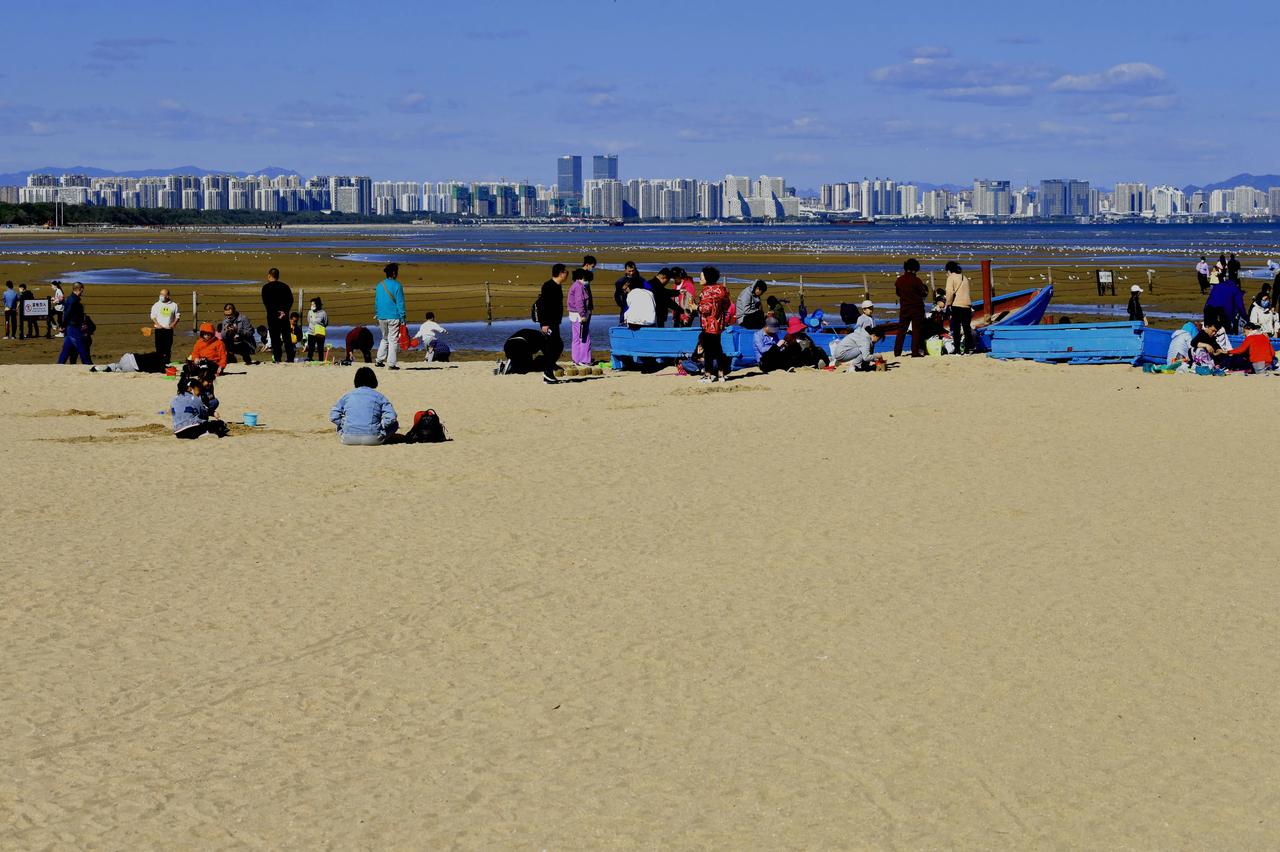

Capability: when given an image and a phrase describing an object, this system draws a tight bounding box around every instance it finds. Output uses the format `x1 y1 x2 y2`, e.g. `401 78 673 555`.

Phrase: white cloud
1050 62 1169 94
868 54 1051 104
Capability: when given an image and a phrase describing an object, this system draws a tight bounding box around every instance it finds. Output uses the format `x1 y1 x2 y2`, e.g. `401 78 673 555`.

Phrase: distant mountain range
1182 173 1280 195
0 165 299 185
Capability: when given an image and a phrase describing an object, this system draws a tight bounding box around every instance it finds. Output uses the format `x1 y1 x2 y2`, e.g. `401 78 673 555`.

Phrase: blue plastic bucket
243 412 259 427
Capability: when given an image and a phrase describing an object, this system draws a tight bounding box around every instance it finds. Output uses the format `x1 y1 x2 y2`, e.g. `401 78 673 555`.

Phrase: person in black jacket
261 267 295 363
1127 285 1146 324
648 268 674 328
613 261 645 326
498 328 555 375
534 264 568 383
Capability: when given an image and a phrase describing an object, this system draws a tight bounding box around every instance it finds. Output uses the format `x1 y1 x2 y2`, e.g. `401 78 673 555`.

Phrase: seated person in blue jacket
330 366 399 445
169 376 229 439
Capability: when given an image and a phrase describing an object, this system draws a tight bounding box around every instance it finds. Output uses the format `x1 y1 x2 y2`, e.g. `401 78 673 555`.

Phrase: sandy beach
2 356 1277 848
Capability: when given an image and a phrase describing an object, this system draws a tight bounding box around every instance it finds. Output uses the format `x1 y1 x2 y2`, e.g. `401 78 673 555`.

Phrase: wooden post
298 288 304 315
1147 269 1154 295
981 260 993 319
862 273 869 296
485 282 492 325
929 270 935 292
798 274 806 317
191 291 197 330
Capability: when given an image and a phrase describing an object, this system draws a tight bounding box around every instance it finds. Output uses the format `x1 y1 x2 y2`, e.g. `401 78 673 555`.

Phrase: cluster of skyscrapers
817 178 1280 220
6 162 1279 222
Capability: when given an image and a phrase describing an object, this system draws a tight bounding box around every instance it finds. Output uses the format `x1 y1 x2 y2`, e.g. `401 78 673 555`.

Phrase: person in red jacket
893 257 929 358
697 266 731 382
189 322 228 373
1227 323 1276 372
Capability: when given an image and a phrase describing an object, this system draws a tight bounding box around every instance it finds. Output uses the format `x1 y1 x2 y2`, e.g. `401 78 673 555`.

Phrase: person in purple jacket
566 267 594 366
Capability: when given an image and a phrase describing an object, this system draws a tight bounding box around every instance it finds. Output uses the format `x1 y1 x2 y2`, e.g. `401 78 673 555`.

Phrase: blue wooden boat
609 285 1054 370
986 321 1146 365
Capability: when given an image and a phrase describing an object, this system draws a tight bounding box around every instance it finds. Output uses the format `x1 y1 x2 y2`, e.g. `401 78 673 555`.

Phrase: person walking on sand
534 263 567 384
150 288 181 362
3 281 17 339
943 261 975 354
261 268 295 363
567 268 594 366
56 283 92 365
1196 255 1211 295
330 366 399 445
893 258 929 358
374 262 407 370
696 266 732 383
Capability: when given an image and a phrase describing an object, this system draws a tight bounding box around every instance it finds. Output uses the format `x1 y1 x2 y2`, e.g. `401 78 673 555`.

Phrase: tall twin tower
557 154 617 199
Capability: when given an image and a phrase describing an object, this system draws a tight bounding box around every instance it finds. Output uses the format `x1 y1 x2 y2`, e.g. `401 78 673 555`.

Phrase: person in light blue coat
330 367 399 445
374 262 407 369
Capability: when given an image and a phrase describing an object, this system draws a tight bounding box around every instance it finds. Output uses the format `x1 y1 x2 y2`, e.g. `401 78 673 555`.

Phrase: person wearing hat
754 315 787 372
780 315 829 370
189 322 228 373
1127 284 1146 325
855 299 875 332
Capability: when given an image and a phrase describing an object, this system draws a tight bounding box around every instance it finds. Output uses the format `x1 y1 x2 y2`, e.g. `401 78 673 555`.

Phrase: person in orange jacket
189 322 228 373
1227 322 1276 373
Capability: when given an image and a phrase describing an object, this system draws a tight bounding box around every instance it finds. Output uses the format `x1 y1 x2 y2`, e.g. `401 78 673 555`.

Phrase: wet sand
2 357 1277 847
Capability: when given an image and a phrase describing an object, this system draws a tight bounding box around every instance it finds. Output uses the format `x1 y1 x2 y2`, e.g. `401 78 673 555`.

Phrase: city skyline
2 1 1276 186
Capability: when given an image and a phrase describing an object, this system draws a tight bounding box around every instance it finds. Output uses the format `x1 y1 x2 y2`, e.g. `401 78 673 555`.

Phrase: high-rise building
1038 179 1090 217
557 155 583 199
697 181 721 219
898 184 920 217
721 175 751 218
1150 186 1185 217
592 154 618 181
1112 182 1148 215
1269 188 1280 216
972 180 1011 217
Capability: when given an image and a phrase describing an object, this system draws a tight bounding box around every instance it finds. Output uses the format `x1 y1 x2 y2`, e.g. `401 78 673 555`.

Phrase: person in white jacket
1248 297 1278 336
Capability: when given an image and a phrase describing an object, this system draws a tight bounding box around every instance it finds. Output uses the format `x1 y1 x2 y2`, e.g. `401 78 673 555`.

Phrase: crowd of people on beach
14 244 1280 441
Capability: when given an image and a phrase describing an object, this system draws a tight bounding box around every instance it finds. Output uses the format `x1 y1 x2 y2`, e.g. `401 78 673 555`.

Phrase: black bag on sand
404 409 448 443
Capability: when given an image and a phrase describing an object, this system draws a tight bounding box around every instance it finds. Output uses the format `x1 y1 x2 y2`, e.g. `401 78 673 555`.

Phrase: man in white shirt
623 281 656 329
413 311 448 361
150 289 181 362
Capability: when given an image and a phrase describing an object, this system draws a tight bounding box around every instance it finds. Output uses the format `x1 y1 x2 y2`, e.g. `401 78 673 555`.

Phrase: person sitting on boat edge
1248 292 1278 336
754 316 786 373
1226 323 1277 373
829 324 883 372
330 366 399 445
780 316 829 371
736 280 768 330
1166 321 1200 364
1189 320 1228 368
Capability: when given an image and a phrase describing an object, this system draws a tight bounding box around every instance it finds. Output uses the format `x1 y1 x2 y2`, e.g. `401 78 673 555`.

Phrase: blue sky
2 0 1275 187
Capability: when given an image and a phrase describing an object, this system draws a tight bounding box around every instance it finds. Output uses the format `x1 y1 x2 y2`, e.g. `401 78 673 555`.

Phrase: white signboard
23 299 49 317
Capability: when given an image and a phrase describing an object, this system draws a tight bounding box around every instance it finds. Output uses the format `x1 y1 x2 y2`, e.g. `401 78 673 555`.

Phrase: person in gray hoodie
828 325 883 372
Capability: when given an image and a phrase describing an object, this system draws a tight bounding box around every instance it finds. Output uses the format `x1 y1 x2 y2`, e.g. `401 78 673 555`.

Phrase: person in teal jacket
374 262 407 369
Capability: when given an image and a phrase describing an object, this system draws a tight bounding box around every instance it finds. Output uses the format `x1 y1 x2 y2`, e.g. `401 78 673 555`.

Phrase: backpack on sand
404 409 448 443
